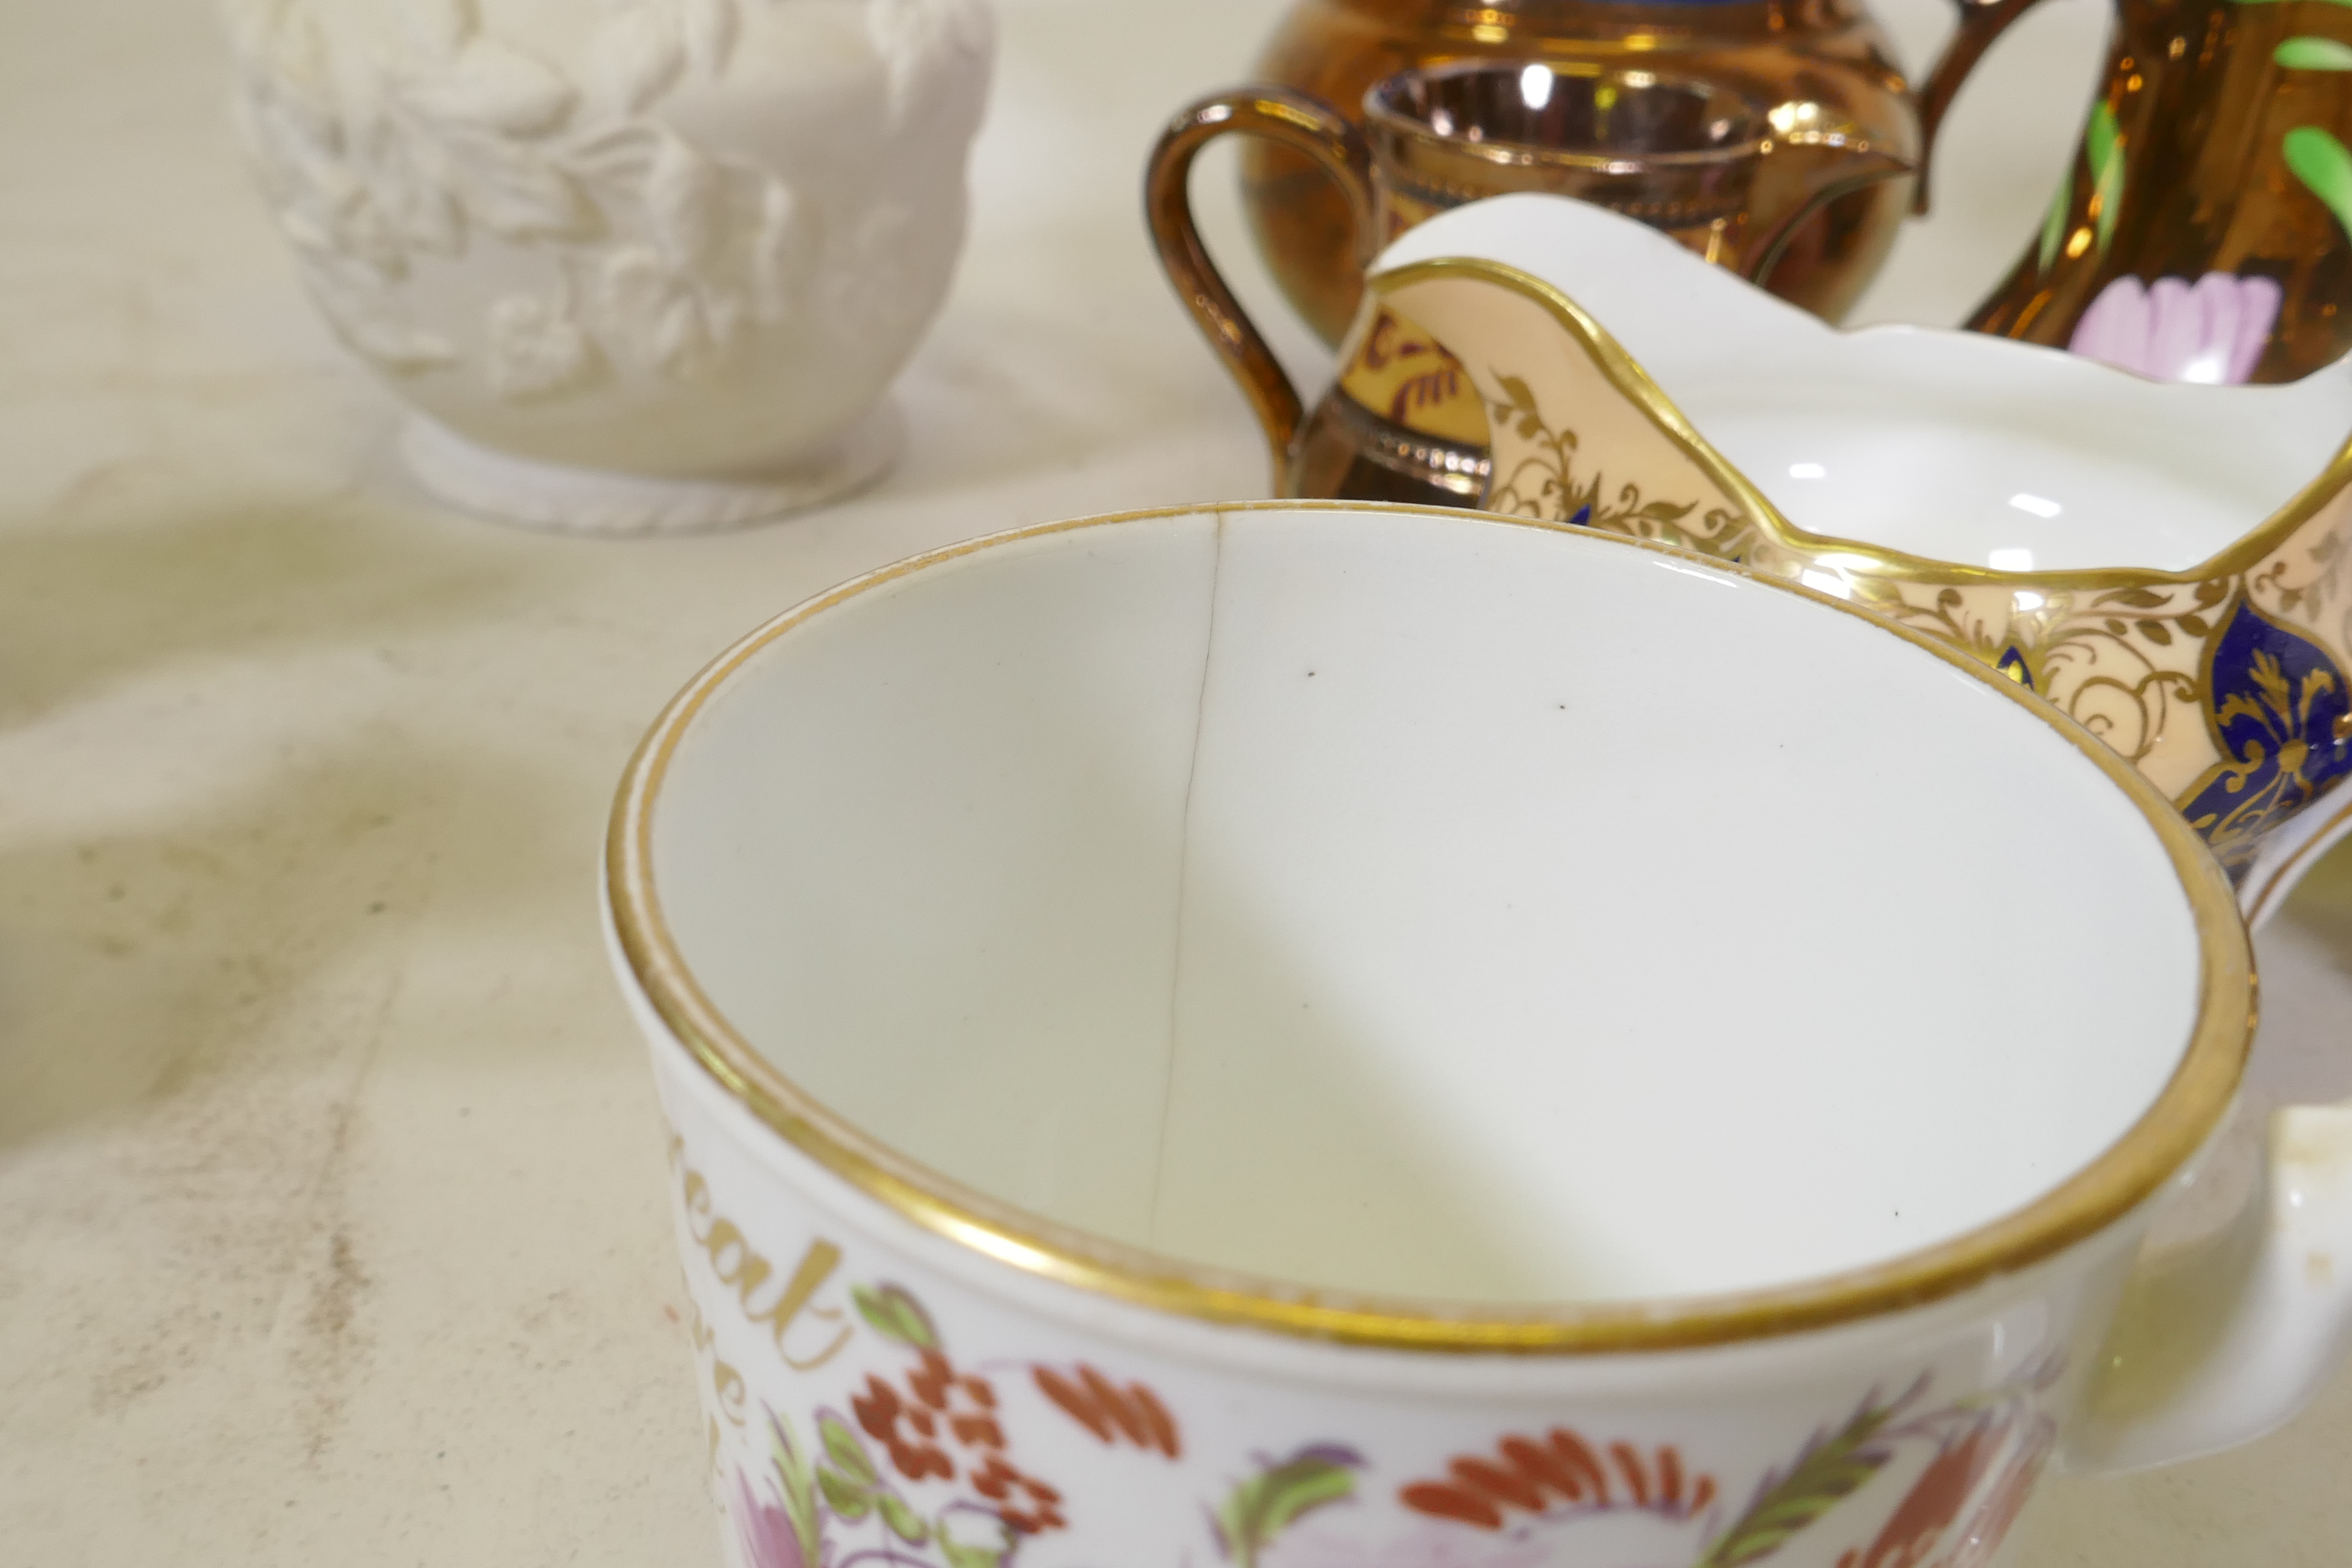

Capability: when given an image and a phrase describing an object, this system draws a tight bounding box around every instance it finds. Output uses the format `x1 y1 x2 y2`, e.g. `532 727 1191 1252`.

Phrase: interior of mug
647 508 2207 1307
1372 63 1759 163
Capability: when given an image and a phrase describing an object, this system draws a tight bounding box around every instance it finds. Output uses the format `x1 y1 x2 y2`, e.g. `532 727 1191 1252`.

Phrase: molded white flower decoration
2067 272 2283 385
225 0 995 532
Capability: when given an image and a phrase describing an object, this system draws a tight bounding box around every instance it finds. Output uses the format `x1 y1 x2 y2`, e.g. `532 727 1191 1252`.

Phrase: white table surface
3 1 2348 1563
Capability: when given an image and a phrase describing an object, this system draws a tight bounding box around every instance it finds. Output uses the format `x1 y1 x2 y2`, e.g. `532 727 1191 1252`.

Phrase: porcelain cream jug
1359 194 2352 921
225 0 993 532
609 500 2352 1568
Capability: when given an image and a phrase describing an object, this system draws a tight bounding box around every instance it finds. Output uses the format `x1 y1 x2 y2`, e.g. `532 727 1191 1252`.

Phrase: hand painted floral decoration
2066 271 2283 384
2049 2 2352 386
708 1262 2064 1568
673 1130 2073 1568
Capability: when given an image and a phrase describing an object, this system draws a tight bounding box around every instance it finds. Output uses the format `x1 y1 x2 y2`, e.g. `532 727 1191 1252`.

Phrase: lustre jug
1148 62 1909 505
1927 0 2352 383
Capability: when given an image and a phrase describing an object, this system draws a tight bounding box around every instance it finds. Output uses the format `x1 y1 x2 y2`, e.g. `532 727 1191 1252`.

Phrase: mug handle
1912 0 2058 215
1145 90 1376 485
2063 1097 2352 1472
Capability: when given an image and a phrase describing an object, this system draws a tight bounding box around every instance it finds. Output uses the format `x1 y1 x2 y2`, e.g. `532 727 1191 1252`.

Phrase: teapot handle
1914 0 2058 215
2063 1097 2352 1472
1145 90 1376 485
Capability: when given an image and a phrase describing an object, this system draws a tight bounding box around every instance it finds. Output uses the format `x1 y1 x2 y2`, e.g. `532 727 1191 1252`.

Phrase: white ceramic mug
607 501 2351 1568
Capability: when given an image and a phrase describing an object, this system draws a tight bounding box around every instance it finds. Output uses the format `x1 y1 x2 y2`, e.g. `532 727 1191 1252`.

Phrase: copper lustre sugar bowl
1238 0 1923 345
1147 60 1909 506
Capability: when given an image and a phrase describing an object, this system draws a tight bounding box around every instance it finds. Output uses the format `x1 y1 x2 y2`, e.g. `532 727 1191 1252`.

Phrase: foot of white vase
399 407 903 535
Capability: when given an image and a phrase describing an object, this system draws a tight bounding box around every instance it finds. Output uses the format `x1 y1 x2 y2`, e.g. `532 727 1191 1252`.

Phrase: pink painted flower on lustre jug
2066 272 2284 384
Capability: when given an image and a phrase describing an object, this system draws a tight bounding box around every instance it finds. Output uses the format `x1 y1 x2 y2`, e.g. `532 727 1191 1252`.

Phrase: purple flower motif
2066 272 2282 384
734 1468 807 1568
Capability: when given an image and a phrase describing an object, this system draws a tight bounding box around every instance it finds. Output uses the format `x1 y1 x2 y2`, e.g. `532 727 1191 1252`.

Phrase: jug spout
1742 137 1916 290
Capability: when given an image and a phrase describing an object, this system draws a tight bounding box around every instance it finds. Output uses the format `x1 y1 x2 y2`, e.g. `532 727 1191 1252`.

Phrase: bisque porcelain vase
226 0 993 532
609 502 2351 1568
1368 195 2352 920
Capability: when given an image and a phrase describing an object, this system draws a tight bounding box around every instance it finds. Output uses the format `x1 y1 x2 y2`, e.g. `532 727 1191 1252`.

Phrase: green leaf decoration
2278 35 2352 69
1692 1397 1903 1568
851 1283 939 1350
1216 1449 1361 1568
2085 100 2117 191
2086 100 2125 257
767 1413 826 1568
877 1492 930 1545
2037 160 2073 274
2285 125 2352 241
817 1465 874 1521
938 1523 1014 1568
818 1413 878 1487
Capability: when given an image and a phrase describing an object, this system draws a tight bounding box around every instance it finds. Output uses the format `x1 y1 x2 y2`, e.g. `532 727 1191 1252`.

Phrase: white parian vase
226 0 994 533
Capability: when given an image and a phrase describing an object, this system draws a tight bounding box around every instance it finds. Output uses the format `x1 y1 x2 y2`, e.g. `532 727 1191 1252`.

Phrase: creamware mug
609 501 2352 1568
1360 195 2352 923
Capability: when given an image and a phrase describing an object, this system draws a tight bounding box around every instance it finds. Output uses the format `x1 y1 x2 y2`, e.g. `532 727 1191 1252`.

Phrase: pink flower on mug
2066 272 2282 384
733 1468 808 1568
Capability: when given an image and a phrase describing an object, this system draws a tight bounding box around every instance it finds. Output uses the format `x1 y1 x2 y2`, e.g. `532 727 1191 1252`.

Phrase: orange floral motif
1034 1363 1185 1466
1930 1420 2052 1568
1400 1427 1718 1530
850 1367 956 1481
844 1284 1068 1537
1832 1412 2056 1568
1834 1426 1991 1568
969 1452 1067 1535
704 1233 2067 1568
1032 1363 1183 1459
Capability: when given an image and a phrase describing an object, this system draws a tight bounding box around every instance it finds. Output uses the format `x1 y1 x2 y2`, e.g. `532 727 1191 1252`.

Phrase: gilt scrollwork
1480 376 1763 561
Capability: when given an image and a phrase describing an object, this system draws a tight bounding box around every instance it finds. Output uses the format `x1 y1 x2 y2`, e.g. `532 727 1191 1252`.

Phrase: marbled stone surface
1 1 2344 1563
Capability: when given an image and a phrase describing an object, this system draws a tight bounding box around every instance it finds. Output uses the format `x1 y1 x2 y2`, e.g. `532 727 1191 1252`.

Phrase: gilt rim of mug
606 500 2254 1355
1365 60 1766 174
